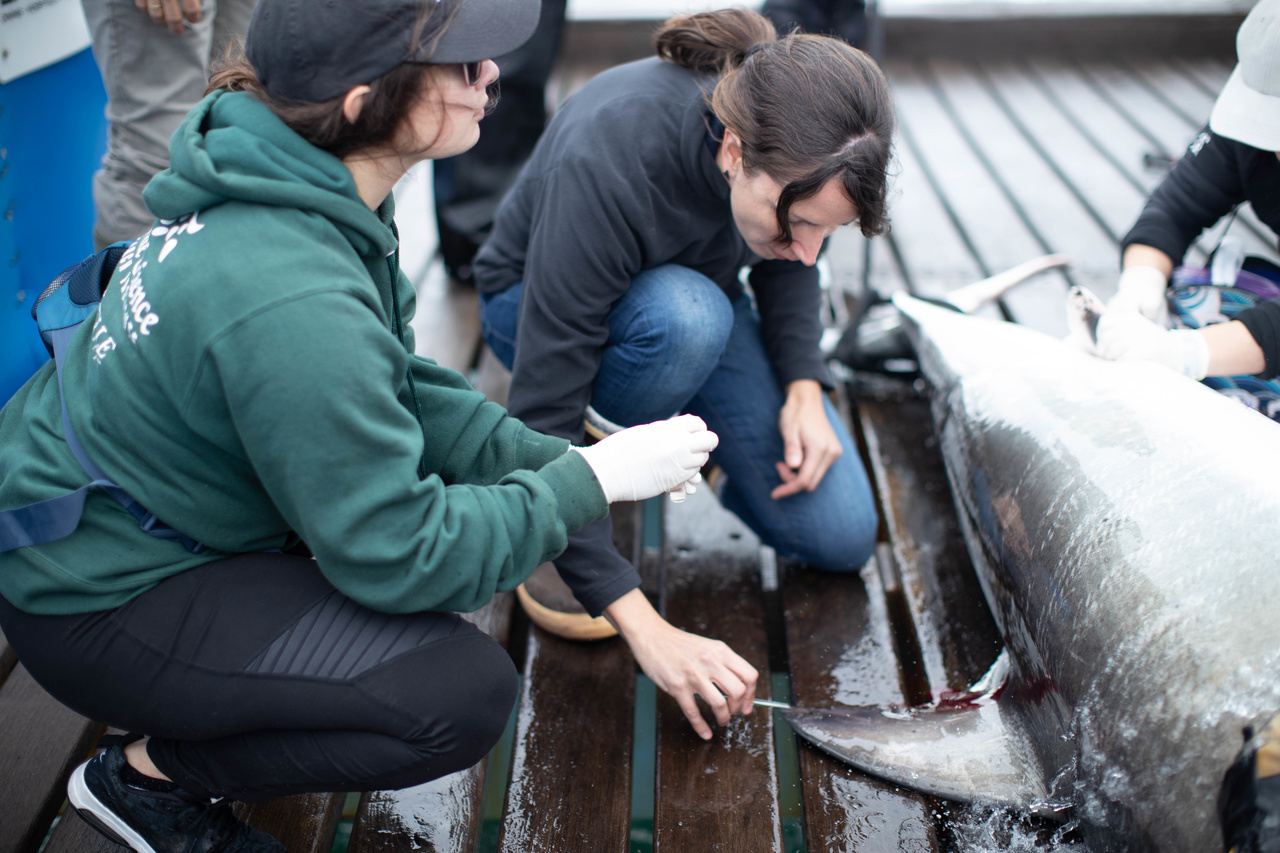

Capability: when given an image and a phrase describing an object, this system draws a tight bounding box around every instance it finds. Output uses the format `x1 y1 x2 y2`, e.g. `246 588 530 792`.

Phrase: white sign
0 0 91 84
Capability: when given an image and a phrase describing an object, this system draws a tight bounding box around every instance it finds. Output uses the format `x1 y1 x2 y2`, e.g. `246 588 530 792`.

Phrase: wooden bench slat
857 394 1002 696
495 502 644 853
783 562 942 853
654 490 779 853
0 665 103 853
235 793 345 853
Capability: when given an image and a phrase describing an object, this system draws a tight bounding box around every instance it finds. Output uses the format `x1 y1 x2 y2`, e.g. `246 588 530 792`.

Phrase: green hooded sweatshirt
0 90 607 616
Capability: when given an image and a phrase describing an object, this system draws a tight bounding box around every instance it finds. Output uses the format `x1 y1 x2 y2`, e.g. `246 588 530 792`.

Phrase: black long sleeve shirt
1122 128 1280 377
474 57 831 614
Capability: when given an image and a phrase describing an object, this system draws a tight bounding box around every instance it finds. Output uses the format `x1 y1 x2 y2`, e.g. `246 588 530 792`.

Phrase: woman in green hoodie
0 1 754 850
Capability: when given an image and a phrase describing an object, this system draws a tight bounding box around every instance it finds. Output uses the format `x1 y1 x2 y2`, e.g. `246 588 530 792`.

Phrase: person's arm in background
139 0 201 34
1093 311 1267 379
488 160 763 738
1114 130 1247 322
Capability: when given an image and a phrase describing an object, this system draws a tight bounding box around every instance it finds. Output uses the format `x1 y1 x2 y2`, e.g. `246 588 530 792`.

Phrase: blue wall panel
1 47 107 401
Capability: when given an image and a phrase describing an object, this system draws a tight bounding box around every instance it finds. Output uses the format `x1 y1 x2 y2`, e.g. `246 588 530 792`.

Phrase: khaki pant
81 0 256 248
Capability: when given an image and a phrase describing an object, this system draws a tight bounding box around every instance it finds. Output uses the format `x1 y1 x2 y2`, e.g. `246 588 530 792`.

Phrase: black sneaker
67 741 284 853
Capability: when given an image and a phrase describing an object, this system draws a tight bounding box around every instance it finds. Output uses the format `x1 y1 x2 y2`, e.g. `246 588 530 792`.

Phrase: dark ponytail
655 8 895 240
654 7 777 75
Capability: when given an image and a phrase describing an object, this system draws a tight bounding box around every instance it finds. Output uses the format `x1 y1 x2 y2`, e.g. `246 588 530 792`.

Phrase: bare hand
137 0 201 34
772 379 842 499
604 589 758 740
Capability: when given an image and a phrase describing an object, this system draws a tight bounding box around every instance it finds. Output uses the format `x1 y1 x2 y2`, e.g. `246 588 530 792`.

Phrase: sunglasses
460 61 483 86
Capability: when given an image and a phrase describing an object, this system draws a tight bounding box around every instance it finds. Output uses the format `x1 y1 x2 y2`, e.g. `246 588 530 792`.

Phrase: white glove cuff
1172 329 1211 380
1118 264 1168 291
1121 263 1172 313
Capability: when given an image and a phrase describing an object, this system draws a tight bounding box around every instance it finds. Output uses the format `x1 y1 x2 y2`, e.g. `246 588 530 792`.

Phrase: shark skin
789 294 1280 852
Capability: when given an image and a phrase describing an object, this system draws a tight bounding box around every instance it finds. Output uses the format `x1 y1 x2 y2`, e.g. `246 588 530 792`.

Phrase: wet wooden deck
4 9 1271 853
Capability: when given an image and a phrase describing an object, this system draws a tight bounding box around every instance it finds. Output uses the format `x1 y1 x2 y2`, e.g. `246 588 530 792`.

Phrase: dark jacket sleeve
501 162 645 615
1122 129 1246 265
749 258 834 389
1237 300 1280 379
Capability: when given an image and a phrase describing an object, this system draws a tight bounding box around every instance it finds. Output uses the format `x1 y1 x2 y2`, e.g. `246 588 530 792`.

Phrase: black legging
0 554 518 801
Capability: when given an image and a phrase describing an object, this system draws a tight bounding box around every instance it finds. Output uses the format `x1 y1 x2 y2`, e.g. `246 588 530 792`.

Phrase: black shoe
67 741 284 853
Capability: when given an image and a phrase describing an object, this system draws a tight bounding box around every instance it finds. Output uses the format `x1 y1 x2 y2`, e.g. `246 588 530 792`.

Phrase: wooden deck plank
1024 58 1168 197
924 57 1116 334
1172 56 1233 97
781 545 941 851
1027 59 1275 268
0 666 103 853
409 261 482 376
1076 60 1202 160
1125 59 1217 133
495 502 644 853
857 392 1001 696
236 794 345 853
42 807 122 853
982 61 1149 247
875 108 986 299
654 489 779 853
885 61 1069 319
347 595 516 853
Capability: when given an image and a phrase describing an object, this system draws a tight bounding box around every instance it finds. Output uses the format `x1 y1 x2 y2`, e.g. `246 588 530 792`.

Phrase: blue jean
481 264 878 571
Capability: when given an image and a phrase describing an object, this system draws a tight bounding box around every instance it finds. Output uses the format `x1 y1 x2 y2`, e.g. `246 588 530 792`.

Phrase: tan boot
515 562 618 641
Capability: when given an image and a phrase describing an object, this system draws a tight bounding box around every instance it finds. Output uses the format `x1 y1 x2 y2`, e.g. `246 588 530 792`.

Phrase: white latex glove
1095 311 1210 379
667 471 702 504
1106 266 1170 326
575 414 719 504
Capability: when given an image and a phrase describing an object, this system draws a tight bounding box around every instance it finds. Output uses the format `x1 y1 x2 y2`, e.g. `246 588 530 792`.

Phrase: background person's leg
588 265 735 427
479 265 735 427
0 554 517 801
433 0 567 283
81 0 253 248
685 294 878 571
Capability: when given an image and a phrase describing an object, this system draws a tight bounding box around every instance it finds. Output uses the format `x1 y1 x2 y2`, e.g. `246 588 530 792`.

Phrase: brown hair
655 8 894 241
205 0 484 161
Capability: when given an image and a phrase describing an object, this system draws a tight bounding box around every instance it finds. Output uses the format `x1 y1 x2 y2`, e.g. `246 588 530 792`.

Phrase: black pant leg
0 554 517 801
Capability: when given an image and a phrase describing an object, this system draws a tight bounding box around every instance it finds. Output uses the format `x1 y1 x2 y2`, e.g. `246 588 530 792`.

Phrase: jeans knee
626 266 733 361
790 506 879 572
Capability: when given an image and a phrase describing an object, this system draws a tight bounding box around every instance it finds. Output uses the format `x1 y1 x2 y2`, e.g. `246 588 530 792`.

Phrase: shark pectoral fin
943 254 1071 314
782 700 1047 808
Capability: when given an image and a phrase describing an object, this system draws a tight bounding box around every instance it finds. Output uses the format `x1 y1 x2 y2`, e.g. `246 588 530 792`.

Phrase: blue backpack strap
0 243 205 555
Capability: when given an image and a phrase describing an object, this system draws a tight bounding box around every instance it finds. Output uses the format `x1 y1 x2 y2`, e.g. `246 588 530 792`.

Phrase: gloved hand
1095 311 1210 379
1107 265 1170 326
667 471 702 504
575 414 719 504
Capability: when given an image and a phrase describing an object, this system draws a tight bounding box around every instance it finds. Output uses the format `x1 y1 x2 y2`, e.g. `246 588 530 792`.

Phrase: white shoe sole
67 760 158 853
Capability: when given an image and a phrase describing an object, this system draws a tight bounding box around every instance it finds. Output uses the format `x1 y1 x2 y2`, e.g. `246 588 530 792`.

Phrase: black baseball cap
245 0 540 103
